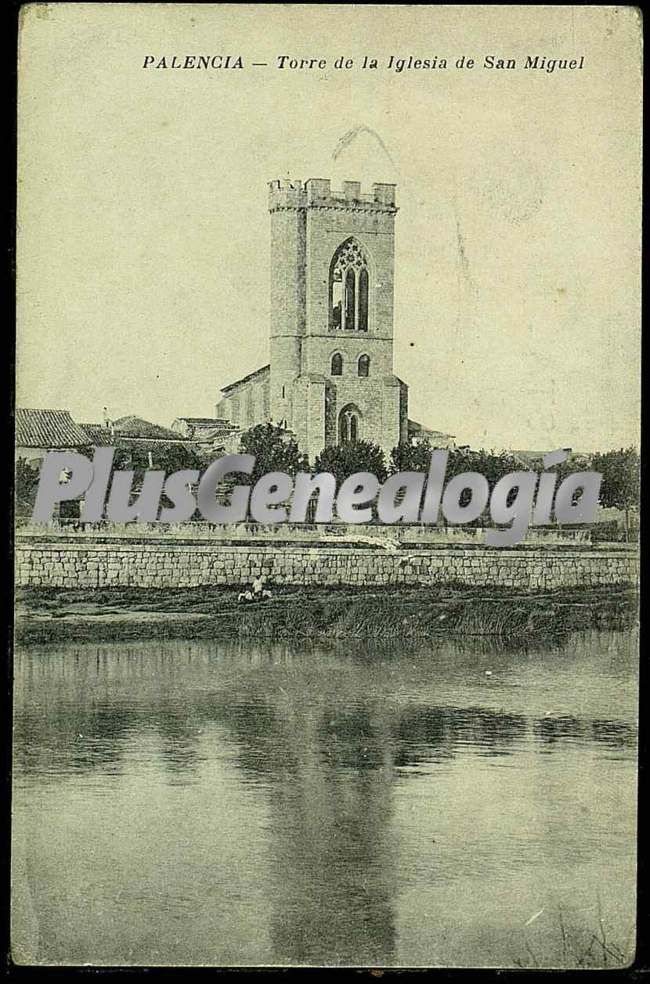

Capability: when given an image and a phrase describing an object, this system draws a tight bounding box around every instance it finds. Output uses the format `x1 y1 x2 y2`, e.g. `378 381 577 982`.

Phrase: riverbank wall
15 529 638 592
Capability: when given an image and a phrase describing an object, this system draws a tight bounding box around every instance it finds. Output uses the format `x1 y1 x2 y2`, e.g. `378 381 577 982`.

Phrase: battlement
268 178 397 212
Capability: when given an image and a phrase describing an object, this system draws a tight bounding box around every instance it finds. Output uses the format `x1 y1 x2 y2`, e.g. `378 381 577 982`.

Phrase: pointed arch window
331 352 343 376
329 238 370 332
358 354 370 377
338 404 361 445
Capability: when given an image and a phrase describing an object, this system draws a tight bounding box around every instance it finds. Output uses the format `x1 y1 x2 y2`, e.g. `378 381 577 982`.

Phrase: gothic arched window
331 352 343 376
358 354 370 377
338 404 361 445
329 239 370 332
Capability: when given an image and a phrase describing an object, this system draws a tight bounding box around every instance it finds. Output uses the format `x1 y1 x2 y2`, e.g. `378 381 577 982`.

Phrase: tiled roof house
16 409 90 463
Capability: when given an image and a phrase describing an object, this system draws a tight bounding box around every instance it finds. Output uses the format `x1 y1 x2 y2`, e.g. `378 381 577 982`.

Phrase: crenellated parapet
268 178 397 213
268 179 307 211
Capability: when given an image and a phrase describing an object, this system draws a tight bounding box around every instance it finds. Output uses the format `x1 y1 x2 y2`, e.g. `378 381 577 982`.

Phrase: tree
391 442 520 484
148 442 205 475
239 423 309 484
460 449 523 490
389 442 524 521
389 439 435 474
314 441 388 486
15 458 41 517
591 447 640 541
112 441 204 475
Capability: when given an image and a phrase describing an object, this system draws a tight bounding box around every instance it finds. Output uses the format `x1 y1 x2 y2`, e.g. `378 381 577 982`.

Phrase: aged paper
14 4 641 969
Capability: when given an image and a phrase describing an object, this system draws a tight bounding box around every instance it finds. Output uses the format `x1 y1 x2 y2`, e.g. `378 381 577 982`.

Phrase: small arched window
331 352 343 376
329 238 370 332
358 354 370 377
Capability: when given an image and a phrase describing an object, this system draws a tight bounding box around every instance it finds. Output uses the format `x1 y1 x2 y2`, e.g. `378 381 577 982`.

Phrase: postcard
13 3 641 969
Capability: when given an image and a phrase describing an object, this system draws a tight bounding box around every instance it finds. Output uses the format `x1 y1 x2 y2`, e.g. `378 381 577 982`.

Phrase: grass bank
14 582 638 645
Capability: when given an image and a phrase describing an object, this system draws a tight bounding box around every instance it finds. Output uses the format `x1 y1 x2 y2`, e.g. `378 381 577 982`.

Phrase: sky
17 4 641 451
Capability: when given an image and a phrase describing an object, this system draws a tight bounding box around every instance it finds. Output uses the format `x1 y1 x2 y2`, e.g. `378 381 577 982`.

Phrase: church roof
220 364 270 395
408 419 455 439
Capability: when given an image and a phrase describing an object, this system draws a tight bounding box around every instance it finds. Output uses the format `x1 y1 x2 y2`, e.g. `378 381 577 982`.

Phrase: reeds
514 902 633 969
15 583 638 645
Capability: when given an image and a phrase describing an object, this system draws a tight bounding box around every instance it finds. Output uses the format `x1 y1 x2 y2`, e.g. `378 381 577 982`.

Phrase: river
12 628 637 967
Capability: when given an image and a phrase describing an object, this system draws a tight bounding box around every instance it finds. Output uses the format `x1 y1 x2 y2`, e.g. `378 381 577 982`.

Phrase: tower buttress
268 180 307 426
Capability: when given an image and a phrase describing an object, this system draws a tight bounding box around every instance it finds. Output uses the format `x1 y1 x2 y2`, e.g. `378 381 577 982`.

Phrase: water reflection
12 630 637 967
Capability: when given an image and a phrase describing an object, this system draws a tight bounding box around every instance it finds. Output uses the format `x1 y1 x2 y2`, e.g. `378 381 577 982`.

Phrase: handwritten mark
332 125 396 168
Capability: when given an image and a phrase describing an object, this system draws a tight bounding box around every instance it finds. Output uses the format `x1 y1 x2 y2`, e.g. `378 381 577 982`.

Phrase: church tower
268 178 408 462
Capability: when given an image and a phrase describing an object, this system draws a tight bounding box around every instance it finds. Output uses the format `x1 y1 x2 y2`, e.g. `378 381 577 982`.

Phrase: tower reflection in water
12 632 637 966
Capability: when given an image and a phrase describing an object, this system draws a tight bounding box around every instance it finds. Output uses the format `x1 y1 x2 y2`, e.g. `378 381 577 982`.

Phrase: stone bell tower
267 178 408 462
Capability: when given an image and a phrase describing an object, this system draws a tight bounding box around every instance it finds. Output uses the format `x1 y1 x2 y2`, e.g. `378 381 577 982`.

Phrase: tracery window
329 239 369 332
338 404 361 444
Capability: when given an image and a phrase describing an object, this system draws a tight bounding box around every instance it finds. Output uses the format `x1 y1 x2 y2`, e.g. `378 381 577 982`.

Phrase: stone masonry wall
15 536 638 591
